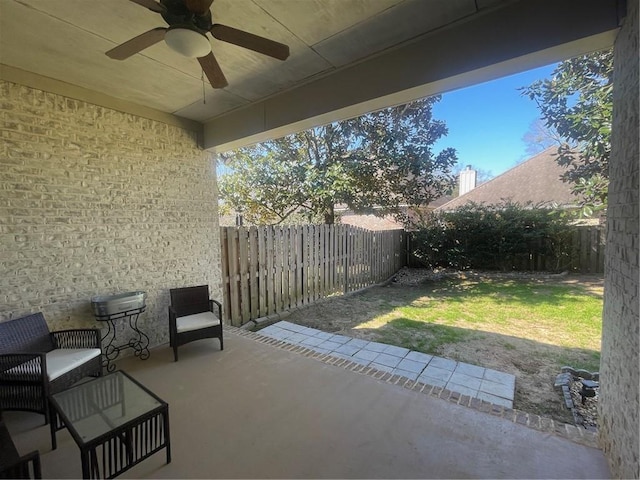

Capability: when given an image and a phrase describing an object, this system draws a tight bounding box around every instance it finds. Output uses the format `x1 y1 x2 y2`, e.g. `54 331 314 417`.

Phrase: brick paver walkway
259 320 516 408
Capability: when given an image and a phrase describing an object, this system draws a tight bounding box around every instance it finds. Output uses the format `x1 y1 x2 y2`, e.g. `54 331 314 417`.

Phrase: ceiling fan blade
198 52 228 88
106 28 167 60
129 0 166 13
211 24 290 61
184 0 214 15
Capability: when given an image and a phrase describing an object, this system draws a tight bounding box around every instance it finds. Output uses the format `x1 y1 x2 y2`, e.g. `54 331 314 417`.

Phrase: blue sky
432 62 558 178
218 63 559 179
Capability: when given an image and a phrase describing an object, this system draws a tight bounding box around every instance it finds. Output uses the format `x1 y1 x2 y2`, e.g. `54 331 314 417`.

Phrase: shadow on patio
4 328 610 479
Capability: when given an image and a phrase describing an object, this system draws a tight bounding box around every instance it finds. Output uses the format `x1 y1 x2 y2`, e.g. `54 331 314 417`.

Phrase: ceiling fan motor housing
160 0 213 34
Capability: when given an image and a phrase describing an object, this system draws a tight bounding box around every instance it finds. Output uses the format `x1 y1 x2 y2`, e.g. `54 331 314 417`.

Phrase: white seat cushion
46 348 101 380
5 348 101 381
176 311 220 333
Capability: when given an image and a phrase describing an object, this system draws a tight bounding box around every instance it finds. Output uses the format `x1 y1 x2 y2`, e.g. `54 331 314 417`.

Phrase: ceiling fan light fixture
165 27 211 58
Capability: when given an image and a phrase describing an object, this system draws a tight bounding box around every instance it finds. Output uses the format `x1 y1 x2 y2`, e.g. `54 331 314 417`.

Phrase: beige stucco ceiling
0 0 507 122
0 0 623 150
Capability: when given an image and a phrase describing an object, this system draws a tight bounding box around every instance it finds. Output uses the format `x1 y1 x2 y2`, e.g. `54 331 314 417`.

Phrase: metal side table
92 292 150 373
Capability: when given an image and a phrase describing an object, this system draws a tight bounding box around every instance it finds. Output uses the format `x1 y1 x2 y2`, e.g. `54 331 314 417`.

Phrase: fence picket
287 228 296 309
317 226 323 299
266 227 275 316
321 225 327 297
302 225 310 305
248 227 258 320
274 227 283 313
220 228 231 322
238 226 250 323
589 227 599 273
257 227 267 318
295 226 303 307
579 228 589 273
227 227 241 326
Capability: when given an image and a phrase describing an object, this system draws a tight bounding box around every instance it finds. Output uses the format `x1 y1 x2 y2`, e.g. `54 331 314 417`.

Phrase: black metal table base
96 307 150 372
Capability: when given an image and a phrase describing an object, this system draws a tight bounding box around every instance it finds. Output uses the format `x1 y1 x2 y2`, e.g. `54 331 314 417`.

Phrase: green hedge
410 202 576 272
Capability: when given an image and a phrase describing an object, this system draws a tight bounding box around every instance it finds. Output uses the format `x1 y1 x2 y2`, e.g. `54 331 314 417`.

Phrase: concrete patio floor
4 328 610 479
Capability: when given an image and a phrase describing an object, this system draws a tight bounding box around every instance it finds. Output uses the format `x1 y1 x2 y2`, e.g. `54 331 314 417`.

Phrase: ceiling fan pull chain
201 70 206 104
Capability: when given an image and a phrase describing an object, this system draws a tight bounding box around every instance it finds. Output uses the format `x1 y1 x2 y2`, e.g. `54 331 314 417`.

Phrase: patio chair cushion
6 348 101 381
176 312 220 334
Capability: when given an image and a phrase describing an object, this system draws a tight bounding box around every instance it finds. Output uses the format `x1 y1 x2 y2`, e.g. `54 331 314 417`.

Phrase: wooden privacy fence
568 225 606 273
502 225 606 273
221 225 407 326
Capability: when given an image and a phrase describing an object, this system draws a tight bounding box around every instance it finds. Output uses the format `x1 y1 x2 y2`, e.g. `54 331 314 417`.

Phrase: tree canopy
521 49 613 215
218 96 457 225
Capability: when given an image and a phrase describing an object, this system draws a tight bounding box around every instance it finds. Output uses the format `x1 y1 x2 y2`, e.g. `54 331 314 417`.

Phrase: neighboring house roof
339 213 403 230
338 197 453 230
435 147 577 211
427 195 454 208
219 214 241 227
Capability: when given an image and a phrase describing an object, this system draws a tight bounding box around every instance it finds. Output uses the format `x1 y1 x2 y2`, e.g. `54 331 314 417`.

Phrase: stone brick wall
599 0 639 478
0 80 222 349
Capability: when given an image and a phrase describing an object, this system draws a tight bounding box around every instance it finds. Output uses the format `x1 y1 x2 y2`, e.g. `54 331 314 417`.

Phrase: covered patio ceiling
0 0 622 151
5 329 611 478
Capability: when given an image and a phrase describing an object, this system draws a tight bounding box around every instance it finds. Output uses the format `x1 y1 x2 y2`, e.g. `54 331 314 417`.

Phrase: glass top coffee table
48 370 170 479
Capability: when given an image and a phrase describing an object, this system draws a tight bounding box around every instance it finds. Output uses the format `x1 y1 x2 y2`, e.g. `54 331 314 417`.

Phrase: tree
218 97 458 225
521 118 564 156
520 49 613 215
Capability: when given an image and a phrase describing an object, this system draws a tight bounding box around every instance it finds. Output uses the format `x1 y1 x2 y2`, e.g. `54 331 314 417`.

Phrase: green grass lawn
355 277 602 372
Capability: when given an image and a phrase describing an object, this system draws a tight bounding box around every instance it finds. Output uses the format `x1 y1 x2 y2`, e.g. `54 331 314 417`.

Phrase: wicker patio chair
168 285 223 361
0 420 41 479
0 313 102 424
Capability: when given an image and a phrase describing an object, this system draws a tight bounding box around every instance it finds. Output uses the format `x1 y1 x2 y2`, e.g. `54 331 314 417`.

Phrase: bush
410 201 575 271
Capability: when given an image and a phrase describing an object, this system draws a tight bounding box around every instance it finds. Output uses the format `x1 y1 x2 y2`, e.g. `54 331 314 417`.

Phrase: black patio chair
0 313 103 424
168 285 223 361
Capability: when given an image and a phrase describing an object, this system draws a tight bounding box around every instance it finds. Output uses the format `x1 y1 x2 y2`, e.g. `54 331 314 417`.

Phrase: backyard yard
279 269 603 424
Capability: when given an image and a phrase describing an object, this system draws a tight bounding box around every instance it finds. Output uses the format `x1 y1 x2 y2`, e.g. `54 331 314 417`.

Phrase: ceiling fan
106 0 290 89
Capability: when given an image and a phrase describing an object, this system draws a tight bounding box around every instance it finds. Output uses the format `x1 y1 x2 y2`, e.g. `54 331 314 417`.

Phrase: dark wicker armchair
0 313 102 424
0 420 41 479
168 285 223 361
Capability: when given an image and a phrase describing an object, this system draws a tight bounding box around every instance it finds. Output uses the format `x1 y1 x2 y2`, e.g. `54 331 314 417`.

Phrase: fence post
248 226 258 320
343 226 349 294
257 227 267 317
274 226 283 313
227 227 241 326
220 227 230 323
238 226 249 324
265 226 275 316
295 225 303 307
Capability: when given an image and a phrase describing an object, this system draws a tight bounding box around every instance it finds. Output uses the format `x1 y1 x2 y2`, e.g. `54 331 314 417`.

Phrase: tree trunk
323 204 335 224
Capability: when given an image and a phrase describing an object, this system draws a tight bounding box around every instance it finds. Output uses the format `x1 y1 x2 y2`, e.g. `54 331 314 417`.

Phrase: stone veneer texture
599 0 639 478
0 80 222 349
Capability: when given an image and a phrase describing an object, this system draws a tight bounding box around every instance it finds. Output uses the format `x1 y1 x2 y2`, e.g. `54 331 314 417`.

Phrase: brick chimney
459 165 477 196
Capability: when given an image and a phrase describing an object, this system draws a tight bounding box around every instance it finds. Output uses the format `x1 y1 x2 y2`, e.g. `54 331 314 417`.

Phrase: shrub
410 201 575 271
